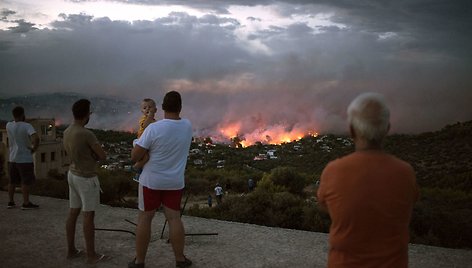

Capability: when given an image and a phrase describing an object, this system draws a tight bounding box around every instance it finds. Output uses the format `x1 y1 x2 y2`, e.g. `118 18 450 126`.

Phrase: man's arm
91 143 106 161
131 144 147 163
30 133 39 153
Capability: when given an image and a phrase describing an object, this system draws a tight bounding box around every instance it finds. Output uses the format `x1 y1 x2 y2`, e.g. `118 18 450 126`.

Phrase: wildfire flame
218 122 318 147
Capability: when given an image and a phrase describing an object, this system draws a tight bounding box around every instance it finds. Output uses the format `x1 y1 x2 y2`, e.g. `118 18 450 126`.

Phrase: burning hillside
216 121 318 147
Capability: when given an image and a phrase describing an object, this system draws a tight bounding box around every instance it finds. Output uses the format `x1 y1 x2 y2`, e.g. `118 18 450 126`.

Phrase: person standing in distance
63 99 110 264
214 183 223 205
317 92 419 268
6 106 40 209
129 91 193 268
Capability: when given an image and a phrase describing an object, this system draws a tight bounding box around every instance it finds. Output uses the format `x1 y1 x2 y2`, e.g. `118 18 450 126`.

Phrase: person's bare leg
134 210 155 264
83 211 100 263
21 184 30 204
66 208 81 257
164 206 186 262
8 183 15 203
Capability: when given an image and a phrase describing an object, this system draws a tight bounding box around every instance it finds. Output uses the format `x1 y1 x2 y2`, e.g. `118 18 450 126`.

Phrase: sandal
87 254 111 265
128 258 145 268
176 256 192 268
67 249 84 259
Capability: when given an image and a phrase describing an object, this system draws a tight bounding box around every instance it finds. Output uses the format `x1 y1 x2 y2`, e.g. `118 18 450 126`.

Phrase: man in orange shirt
317 92 419 268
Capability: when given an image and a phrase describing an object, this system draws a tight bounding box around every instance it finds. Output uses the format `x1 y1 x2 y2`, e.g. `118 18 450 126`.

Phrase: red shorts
138 185 183 211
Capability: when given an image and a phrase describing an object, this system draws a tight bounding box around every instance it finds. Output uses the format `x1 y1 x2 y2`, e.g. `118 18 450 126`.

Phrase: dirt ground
1 191 471 268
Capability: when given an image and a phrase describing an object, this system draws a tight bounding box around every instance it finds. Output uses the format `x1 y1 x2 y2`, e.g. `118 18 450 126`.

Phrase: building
0 118 69 179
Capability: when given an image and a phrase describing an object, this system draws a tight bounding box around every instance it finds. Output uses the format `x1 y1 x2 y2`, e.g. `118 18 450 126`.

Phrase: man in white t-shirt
129 91 193 268
6 106 40 209
214 183 223 205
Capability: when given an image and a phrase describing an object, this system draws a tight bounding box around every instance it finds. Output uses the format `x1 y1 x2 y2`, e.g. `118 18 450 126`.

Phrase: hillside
384 121 472 189
184 120 472 249
87 119 472 248
187 120 472 184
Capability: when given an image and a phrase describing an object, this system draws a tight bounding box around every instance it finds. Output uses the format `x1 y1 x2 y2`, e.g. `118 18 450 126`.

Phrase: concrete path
1 192 471 268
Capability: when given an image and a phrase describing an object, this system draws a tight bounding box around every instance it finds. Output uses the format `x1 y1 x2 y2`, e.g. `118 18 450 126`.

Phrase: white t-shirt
215 186 223 196
6 121 36 163
136 118 192 190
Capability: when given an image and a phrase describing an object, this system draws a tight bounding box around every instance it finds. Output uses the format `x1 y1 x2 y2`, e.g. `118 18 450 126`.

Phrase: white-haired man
317 92 419 267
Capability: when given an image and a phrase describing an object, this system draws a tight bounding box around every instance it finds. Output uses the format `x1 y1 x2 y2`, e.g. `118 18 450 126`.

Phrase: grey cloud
8 19 37 33
0 1 471 137
0 40 13 51
286 23 313 37
246 17 261 22
0 12 250 96
1 8 16 21
56 13 95 27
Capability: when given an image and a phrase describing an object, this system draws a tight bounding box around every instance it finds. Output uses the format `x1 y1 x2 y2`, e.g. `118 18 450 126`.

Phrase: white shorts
67 171 100 212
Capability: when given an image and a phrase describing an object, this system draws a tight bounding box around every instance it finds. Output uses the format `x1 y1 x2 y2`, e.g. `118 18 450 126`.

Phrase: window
41 153 46 163
51 152 55 162
41 124 53 136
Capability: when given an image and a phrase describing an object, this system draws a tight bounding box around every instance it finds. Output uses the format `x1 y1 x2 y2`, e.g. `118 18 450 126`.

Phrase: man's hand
147 107 157 117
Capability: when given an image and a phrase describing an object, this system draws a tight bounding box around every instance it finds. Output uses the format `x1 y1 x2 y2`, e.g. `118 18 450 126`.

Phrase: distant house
266 150 277 159
1 118 69 179
29 118 70 179
253 154 267 161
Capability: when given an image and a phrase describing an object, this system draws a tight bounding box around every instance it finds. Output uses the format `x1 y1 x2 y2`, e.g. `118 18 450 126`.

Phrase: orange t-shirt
317 151 418 268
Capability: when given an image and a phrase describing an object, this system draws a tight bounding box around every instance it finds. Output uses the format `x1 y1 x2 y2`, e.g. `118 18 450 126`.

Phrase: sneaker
176 257 192 268
128 259 144 268
21 202 39 210
7 201 16 209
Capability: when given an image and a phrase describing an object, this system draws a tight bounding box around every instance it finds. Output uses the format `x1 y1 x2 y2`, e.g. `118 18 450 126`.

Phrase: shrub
302 203 331 232
31 178 69 200
186 177 211 195
264 167 307 195
256 175 286 193
410 187 472 248
48 169 66 180
188 189 308 230
97 169 137 207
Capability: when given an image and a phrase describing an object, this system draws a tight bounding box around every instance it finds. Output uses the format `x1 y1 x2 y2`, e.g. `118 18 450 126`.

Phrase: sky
1 0 471 143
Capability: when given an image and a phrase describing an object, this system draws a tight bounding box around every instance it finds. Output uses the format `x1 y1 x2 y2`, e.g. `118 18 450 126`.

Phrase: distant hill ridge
383 120 472 188
0 92 138 130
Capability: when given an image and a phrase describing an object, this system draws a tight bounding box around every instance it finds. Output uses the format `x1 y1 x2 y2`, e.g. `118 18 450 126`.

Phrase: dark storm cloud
0 0 471 136
0 12 252 105
8 19 38 33
1 8 16 21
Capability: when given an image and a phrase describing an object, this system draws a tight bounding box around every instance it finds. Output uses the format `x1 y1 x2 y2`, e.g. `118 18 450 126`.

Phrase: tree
263 167 307 195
